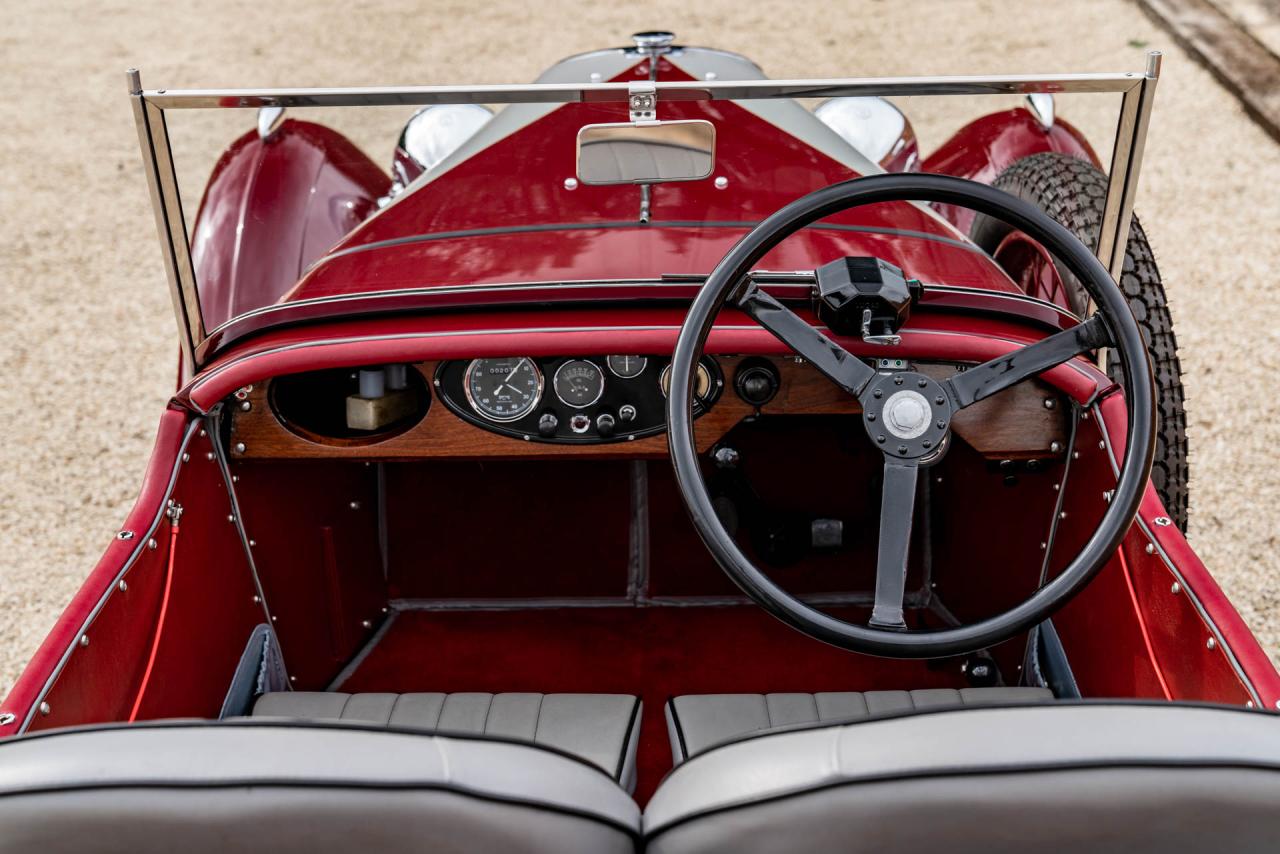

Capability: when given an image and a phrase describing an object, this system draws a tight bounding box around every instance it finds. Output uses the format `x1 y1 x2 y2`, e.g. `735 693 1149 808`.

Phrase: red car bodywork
4 48 1277 773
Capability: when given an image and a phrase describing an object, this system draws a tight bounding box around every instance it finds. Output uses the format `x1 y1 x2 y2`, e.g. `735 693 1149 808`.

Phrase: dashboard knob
618 404 637 423
734 362 780 406
596 413 617 437
537 412 559 437
713 446 740 469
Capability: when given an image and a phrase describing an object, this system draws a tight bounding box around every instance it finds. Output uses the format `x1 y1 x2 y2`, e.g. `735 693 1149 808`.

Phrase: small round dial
607 355 649 379
554 360 606 408
464 357 542 422
660 362 713 399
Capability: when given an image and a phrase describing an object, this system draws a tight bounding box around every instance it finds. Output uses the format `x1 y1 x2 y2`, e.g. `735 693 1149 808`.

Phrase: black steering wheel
666 173 1155 658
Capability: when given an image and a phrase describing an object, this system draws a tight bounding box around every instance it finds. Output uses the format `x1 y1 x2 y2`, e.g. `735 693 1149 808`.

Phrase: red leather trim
180 310 1111 412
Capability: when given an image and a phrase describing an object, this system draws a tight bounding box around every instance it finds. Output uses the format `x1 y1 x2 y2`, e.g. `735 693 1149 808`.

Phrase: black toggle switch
537 412 559 437
596 413 616 437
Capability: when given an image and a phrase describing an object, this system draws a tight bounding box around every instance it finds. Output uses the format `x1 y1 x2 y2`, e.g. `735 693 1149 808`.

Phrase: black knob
734 362 779 406
537 413 558 437
618 404 637 422
596 413 616 437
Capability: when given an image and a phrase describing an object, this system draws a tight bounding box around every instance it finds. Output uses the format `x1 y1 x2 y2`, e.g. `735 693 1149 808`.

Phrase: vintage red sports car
2 32 1277 852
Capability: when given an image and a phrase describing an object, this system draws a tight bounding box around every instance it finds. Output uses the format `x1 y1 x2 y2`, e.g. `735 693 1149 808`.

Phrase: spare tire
970 151 1189 532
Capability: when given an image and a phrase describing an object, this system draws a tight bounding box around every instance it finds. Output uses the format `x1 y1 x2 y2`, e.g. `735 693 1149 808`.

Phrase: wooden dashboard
227 356 1067 461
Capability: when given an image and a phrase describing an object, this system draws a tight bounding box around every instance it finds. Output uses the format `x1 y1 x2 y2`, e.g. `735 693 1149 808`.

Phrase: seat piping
0 777 641 840
614 697 643 782
646 756 1280 842
655 698 1263 786
0 718 623 783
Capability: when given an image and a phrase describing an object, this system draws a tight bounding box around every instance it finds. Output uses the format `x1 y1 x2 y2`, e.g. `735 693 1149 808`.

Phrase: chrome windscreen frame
126 53 1162 375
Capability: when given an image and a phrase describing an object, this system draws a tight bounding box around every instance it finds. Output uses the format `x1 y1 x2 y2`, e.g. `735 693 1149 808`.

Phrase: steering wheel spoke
735 282 876 397
943 314 1112 410
868 459 919 630
668 173 1154 658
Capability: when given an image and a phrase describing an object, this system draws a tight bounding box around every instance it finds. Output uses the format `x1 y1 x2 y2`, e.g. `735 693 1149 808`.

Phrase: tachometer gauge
553 360 606 408
606 355 648 379
660 362 713 399
464 357 542 422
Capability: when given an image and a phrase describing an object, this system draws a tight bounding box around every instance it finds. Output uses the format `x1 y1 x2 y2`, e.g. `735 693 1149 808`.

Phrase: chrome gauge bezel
553 359 606 409
606 354 649 379
463 357 544 423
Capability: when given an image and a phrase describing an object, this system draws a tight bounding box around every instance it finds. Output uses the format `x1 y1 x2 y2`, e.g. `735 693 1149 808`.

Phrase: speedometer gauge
553 360 605 408
465 357 542 422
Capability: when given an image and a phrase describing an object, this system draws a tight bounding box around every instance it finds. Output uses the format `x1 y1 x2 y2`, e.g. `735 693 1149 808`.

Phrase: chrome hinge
628 82 657 123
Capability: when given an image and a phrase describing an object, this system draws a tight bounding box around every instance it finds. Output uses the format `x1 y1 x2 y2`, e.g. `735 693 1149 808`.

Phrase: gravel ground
2 0 1278 697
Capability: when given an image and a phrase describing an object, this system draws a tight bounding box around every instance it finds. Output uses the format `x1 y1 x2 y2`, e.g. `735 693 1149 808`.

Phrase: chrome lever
860 308 902 346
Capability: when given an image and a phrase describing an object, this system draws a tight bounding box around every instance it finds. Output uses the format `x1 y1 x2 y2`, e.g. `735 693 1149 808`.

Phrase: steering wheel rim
667 173 1156 658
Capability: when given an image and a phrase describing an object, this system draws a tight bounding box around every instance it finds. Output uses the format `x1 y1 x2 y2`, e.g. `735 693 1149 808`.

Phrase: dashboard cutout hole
269 365 430 446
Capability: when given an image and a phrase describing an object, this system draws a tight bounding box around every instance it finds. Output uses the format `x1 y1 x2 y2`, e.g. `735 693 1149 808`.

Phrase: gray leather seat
253 691 642 791
665 688 1052 761
645 703 1280 853
0 720 639 853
